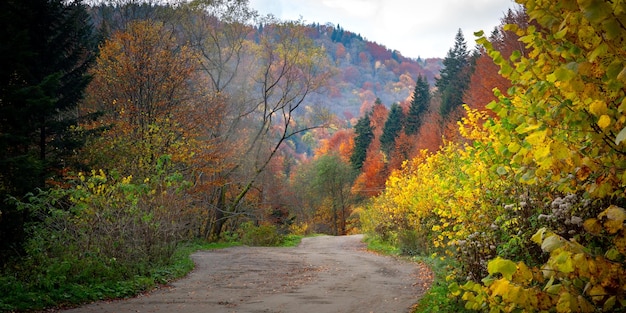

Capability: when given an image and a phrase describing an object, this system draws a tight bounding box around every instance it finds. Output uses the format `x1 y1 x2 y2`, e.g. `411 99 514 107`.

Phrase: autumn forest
1 0 626 312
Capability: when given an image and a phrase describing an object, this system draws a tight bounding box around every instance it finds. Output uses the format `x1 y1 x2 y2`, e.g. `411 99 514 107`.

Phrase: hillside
300 23 442 120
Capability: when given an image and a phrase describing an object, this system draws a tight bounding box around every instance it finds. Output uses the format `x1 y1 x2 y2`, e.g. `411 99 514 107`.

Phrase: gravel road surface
63 234 431 313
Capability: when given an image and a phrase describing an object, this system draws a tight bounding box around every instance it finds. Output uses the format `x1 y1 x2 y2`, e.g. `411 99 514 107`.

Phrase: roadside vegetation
2 0 625 312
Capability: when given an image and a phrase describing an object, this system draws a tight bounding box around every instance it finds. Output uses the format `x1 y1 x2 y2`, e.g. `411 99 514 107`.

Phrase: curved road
65 235 431 313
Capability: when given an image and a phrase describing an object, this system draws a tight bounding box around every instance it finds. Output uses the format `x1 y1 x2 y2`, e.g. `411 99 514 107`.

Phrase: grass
409 256 470 313
280 234 304 247
0 233 307 312
0 240 241 312
363 235 401 255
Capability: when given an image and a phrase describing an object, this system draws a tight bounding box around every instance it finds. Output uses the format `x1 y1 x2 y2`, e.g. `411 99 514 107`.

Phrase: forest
1 0 625 312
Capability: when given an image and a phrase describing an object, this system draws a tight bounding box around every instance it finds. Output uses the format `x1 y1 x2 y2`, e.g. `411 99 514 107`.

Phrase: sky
248 0 518 59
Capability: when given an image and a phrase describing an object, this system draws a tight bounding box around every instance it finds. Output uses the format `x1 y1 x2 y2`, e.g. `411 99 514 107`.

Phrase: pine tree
0 0 96 257
350 113 374 170
380 103 404 157
405 75 430 135
436 29 473 118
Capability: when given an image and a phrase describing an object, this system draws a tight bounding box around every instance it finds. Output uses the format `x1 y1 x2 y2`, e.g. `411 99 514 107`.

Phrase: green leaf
605 248 621 261
553 67 576 82
487 257 517 280
510 50 521 62
589 43 608 62
496 166 508 175
554 27 568 39
580 0 612 23
604 296 617 311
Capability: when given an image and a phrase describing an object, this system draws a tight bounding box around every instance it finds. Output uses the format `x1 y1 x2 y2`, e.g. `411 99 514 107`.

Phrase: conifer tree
436 29 473 118
405 75 430 135
0 0 96 257
350 113 374 170
380 103 404 157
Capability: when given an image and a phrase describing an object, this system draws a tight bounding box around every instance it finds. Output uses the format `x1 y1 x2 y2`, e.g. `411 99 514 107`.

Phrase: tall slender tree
0 0 96 258
405 75 430 135
380 103 404 157
350 113 374 170
436 29 473 119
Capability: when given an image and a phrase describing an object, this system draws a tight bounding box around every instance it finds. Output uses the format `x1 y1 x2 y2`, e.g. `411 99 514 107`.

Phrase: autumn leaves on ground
1 0 625 312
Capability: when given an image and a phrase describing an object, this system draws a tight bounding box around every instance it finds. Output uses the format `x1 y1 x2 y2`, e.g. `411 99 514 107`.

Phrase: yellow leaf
588 285 605 303
489 278 510 297
589 100 607 116
534 144 551 159
556 292 575 313
508 141 521 153
599 205 626 234
597 115 611 129
526 129 547 146
513 261 533 285
583 218 602 235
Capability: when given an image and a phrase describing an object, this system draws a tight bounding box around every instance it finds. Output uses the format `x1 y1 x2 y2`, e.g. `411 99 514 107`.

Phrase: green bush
398 229 427 256
239 222 283 246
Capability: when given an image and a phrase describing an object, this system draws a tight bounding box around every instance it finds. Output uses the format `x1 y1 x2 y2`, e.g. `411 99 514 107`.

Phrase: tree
350 113 374 170
352 140 388 197
197 18 333 240
464 8 529 114
456 1 626 310
0 0 95 258
309 154 356 235
316 129 354 162
380 103 404 157
436 29 473 118
82 20 212 178
405 74 430 135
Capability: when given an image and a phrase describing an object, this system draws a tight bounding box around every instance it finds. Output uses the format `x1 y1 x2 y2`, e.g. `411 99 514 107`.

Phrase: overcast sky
248 0 518 59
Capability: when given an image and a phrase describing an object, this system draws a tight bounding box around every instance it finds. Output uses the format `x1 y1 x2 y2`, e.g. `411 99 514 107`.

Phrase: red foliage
359 51 370 66
388 132 414 171
352 140 388 197
315 129 355 162
336 43 347 59
464 8 530 114
342 66 359 82
369 102 389 139
366 41 392 60
413 107 444 154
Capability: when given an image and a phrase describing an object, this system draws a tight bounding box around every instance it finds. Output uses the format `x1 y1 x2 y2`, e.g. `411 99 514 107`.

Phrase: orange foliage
388 132 415 170
315 129 355 162
335 43 347 59
358 89 377 116
369 102 389 139
413 107 444 154
352 141 388 197
464 8 529 113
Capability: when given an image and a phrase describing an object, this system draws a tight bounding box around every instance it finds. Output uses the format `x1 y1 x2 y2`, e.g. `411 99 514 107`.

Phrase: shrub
239 222 283 246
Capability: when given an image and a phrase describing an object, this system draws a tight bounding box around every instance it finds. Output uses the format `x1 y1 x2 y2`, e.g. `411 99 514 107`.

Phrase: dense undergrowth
0 240 239 312
362 1 626 311
0 212 301 312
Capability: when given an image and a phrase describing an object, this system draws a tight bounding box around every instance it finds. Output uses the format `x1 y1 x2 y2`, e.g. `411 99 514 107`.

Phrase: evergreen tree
405 75 430 135
380 103 404 156
0 0 96 258
436 29 473 118
350 113 374 170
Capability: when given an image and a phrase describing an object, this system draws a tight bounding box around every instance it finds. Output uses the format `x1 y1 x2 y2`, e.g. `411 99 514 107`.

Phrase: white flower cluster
538 194 586 236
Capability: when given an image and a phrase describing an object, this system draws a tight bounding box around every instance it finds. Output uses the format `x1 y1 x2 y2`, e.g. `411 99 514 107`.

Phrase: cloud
249 0 516 59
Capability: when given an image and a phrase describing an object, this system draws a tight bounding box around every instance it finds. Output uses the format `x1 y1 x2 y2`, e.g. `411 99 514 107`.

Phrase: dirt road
65 235 432 313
